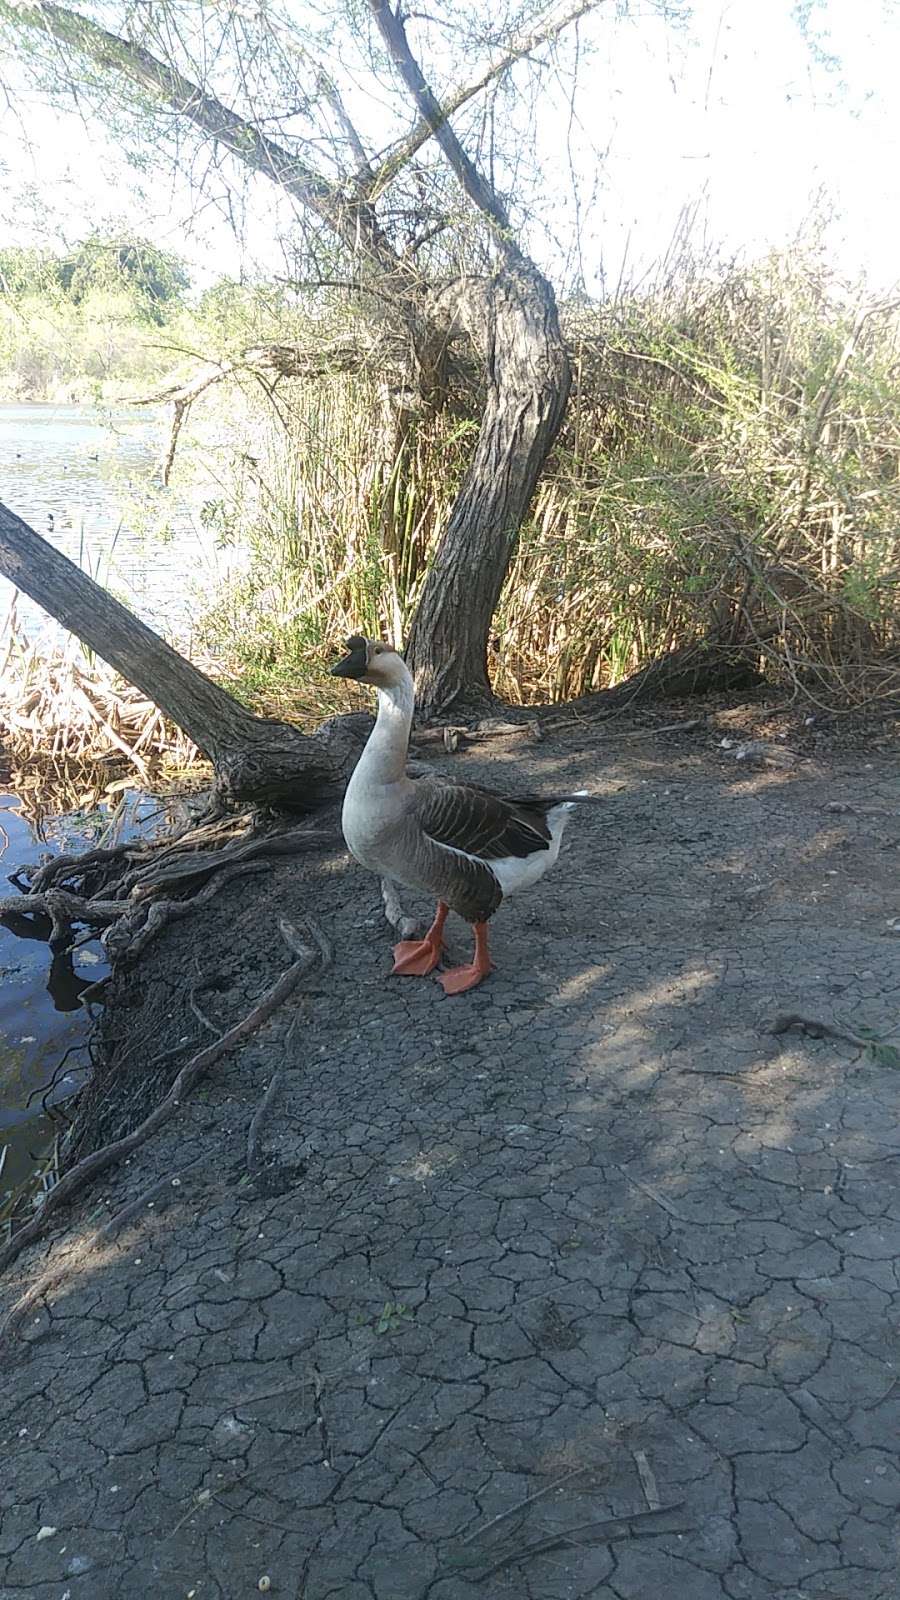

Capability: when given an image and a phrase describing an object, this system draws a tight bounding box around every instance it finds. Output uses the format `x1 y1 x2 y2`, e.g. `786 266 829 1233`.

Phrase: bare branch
368 0 512 239
366 0 603 201
0 0 396 267
316 68 373 176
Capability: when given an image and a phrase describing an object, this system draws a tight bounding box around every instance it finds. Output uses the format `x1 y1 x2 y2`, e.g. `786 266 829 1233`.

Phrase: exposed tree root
2 804 339 966
106 860 274 960
0 916 330 1295
122 825 336 902
0 889 124 946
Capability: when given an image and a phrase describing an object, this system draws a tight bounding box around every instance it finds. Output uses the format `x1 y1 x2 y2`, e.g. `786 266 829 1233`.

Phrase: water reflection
48 951 95 1012
0 791 163 1221
0 401 234 642
0 400 221 1220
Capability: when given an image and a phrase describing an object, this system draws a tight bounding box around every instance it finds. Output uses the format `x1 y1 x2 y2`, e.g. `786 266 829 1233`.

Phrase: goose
331 635 590 995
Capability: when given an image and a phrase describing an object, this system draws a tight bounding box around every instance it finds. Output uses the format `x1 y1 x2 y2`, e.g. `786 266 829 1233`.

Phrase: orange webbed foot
436 921 493 996
391 902 448 978
437 962 491 995
392 938 442 976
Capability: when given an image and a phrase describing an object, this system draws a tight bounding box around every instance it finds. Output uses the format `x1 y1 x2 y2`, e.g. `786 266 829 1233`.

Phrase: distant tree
57 235 190 323
0 245 57 299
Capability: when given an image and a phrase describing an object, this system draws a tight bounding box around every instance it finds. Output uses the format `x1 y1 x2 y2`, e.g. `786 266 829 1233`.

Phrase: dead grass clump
0 602 206 800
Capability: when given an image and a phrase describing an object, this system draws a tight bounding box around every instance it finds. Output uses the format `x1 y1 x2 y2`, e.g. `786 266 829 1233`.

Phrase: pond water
0 401 221 1224
0 792 173 1224
0 400 231 642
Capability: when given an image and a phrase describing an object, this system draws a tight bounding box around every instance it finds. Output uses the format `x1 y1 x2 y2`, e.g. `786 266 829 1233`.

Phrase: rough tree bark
368 0 572 717
0 502 359 808
405 260 570 715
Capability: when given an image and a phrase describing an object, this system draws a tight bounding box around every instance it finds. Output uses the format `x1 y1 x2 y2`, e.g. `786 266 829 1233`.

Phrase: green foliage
194 366 472 689
192 246 900 709
494 249 900 702
0 234 188 319
375 1302 414 1334
0 245 56 297
0 234 191 399
57 235 189 322
4 231 898 706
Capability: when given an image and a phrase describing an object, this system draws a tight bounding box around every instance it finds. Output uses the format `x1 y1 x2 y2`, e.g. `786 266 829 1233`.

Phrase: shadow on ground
1 723 899 1599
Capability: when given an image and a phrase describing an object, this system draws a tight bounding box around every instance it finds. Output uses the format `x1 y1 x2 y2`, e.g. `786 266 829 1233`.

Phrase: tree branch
0 0 396 268
316 68 373 176
366 0 602 201
368 0 512 239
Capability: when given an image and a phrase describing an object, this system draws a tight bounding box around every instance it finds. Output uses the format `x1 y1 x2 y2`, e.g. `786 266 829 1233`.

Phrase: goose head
330 635 407 688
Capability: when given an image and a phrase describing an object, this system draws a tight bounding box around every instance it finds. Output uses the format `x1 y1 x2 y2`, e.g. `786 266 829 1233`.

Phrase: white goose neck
358 668 414 785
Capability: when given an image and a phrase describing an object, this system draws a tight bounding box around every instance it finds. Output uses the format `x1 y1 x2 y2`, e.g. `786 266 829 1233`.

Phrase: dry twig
772 1012 898 1052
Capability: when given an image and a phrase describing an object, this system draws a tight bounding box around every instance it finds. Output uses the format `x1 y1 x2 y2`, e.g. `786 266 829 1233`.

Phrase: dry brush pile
0 600 205 814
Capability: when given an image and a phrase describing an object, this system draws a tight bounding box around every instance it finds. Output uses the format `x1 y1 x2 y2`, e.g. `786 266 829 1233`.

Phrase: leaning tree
0 0 617 724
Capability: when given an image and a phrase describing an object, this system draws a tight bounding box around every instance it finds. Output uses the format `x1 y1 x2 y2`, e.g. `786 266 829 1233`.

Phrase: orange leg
437 921 494 996
392 901 448 976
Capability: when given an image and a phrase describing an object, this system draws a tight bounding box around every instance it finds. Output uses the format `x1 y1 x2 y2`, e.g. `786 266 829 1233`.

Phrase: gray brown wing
412 779 553 862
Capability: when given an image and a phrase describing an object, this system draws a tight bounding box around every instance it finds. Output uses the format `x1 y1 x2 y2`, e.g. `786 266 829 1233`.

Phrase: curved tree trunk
0 502 359 808
405 256 570 718
366 1 575 720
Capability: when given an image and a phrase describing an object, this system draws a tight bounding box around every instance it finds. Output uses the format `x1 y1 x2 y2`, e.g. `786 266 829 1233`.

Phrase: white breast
340 771 404 870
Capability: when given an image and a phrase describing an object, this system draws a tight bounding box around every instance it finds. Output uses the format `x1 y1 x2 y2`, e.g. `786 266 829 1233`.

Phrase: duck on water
331 635 595 995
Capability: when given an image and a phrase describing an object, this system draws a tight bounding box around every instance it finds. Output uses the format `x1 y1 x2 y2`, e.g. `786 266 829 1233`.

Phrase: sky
1 0 898 294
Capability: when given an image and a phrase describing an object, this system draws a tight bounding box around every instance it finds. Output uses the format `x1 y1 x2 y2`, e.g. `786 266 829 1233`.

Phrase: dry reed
0 598 206 814
190 246 900 711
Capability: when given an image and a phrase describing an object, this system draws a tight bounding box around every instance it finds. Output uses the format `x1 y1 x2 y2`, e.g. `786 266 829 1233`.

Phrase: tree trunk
0 501 356 808
570 639 766 711
405 256 570 718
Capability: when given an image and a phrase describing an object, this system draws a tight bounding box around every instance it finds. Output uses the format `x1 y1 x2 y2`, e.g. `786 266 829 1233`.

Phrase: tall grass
194 376 472 699
195 247 900 710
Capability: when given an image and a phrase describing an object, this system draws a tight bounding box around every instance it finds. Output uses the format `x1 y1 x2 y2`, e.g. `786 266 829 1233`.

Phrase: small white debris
77 950 101 964
258 1578 271 1593
36 1526 57 1541
732 739 799 768
18 1036 36 1045
171 1178 181 1187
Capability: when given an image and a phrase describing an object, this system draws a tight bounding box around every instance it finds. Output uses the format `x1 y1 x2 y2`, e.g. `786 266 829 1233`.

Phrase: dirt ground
1 702 899 1600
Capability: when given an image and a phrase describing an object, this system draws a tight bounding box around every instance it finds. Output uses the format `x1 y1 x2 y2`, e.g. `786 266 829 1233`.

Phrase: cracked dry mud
2 722 899 1600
